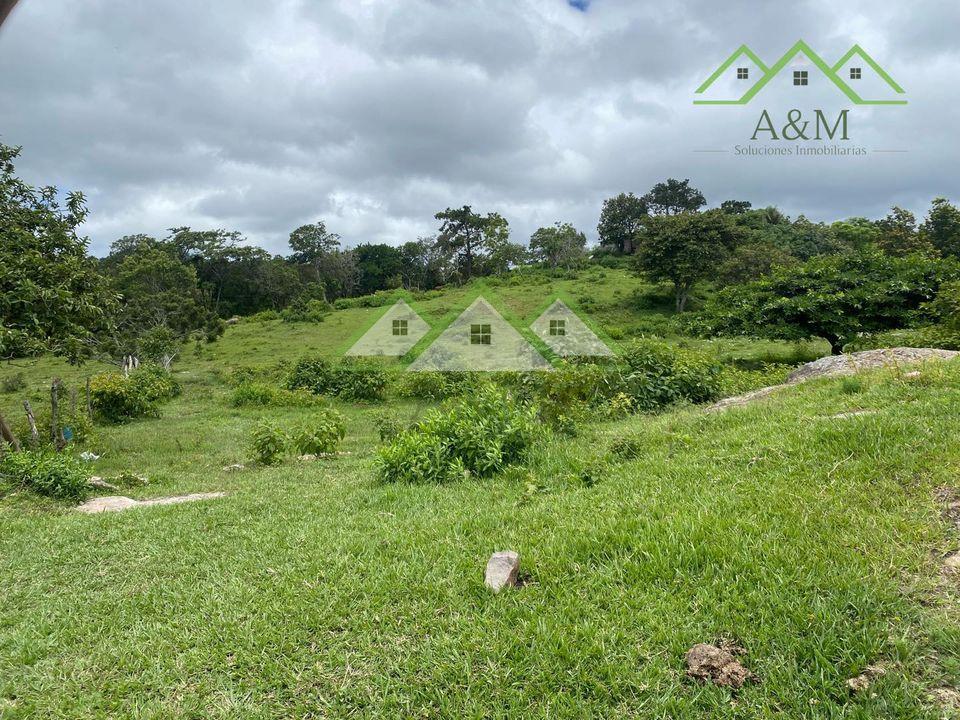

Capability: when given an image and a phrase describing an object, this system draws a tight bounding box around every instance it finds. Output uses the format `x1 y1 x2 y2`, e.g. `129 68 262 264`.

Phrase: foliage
597 192 647 254
375 415 404 442
250 422 288 466
875 206 935 257
642 178 706 216
280 298 331 323
529 222 587 269
716 242 797 286
392 371 474 400
90 364 179 423
0 450 88 500
292 411 346 455
635 209 741 311
13 405 94 449
718 363 792 397
921 197 960 259
619 339 723 410
137 325 180 367
1 372 26 393
0 144 116 363
230 382 320 408
287 356 386 401
433 206 509 280
695 249 959 354
376 386 537 483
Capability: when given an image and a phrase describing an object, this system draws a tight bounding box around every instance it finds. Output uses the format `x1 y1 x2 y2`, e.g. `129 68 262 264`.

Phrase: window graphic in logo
694 40 906 105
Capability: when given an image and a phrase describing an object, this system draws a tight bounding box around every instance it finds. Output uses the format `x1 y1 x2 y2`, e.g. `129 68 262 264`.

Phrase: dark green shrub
619 340 722 411
393 371 475 400
376 386 537 483
1 372 27 393
250 309 280 322
281 298 331 323
250 422 287 465
0 450 88 499
609 436 646 460
90 364 179 423
230 382 319 408
292 411 346 455
13 407 94 449
287 356 386 401
375 415 403 442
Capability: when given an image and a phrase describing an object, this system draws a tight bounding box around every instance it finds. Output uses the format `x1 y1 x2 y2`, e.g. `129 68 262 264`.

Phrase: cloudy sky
1 0 957 256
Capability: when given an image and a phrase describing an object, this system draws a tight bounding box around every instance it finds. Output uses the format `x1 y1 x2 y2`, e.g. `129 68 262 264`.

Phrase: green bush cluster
332 291 398 310
249 410 346 465
281 298 331 323
392 371 477 400
90 364 180 423
1 372 27 393
376 387 537 484
619 339 722 410
230 382 320 408
0 450 88 500
287 356 387 401
12 406 94 448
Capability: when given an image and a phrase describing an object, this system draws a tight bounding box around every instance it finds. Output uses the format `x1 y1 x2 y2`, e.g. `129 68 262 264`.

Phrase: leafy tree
597 192 647 254
634 209 741 312
784 216 848 260
696 249 956 354
399 237 454 290
433 206 508 280
831 217 881 252
921 197 960 259
0 144 115 362
716 242 796 286
876 206 935 257
529 222 587 268
720 200 752 215
643 178 706 216
354 243 404 295
288 221 341 281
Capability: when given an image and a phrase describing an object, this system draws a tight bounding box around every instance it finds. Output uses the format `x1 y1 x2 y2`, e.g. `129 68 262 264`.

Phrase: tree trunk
828 337 845 355
0 412 20 452
675 285 689 313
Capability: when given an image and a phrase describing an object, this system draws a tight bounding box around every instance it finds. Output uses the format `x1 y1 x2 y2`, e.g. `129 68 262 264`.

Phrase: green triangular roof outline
405 281 557 364
525 291 620 357
694 44 769 94
335 290 428 357
694 40 907 105
832 44 906 94
343 298 430 357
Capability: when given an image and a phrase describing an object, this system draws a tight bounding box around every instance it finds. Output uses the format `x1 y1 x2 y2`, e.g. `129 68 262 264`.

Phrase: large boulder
786 348 958 384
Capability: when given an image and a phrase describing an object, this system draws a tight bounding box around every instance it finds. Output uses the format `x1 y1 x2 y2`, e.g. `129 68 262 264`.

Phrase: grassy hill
1 268 957 718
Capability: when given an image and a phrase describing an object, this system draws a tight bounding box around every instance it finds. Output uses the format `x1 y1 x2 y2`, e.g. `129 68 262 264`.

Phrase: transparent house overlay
344 299 430 357
407 296 552 372
529 299 614 358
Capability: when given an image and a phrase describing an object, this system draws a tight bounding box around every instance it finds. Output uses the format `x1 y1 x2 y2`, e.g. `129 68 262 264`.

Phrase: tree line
3 140 960 364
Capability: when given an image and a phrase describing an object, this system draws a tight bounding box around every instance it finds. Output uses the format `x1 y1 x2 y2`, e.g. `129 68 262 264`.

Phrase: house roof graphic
694 40 906 105
529 299 613 357
344 299 429 357
406 296 551 372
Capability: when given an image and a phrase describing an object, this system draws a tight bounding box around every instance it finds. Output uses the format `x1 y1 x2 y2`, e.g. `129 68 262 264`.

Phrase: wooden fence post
23 400 38 446
0 412 20 452
51 378 65 450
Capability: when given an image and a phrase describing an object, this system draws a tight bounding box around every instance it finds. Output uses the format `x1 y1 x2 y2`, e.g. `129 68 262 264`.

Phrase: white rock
76 492 224 514
87 476 118 490
484 551 520 593
222 464 245 472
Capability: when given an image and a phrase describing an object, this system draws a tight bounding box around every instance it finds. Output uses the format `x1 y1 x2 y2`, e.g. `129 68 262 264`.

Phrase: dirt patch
685 643 755 689
846 665 886 693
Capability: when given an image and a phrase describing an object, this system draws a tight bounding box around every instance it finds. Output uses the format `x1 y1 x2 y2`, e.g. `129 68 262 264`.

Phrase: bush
619 340 722 411
250 422 287 465
281 298 331 323
90 364 179 423
230 382 319 408
332 291 398 310
376 386 537 484
292 411 346 455
0 450 88 499
287 356 387 401
13 406 94 449
375 414 404 442
393 371 475 400
250 309 280 322
1 372 27 393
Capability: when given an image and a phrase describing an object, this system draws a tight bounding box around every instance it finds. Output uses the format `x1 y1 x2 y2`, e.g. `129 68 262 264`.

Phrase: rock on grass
484 551 520 593
685 643 755 689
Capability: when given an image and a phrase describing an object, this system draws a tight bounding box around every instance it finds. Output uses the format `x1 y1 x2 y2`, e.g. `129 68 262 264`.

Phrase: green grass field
1 269 957 718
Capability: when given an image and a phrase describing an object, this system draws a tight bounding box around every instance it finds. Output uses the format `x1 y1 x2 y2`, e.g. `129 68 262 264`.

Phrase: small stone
298 454 318 461
929 687 960 709
222 464 245 472
685 643 755 689
943 551 960 573
847 665 885 693
904 371 921 379
87 476 119 490
484 551 520 593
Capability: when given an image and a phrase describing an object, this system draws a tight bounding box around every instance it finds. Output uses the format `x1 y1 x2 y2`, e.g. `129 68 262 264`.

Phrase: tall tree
0 144 115 363
635 209 741 312
354 243 404 294
433 206 507 280
288 221 341 281
529 222 587 268
597 192 647 254
921 197 960 259
643 178 706 216
876 206 935 257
